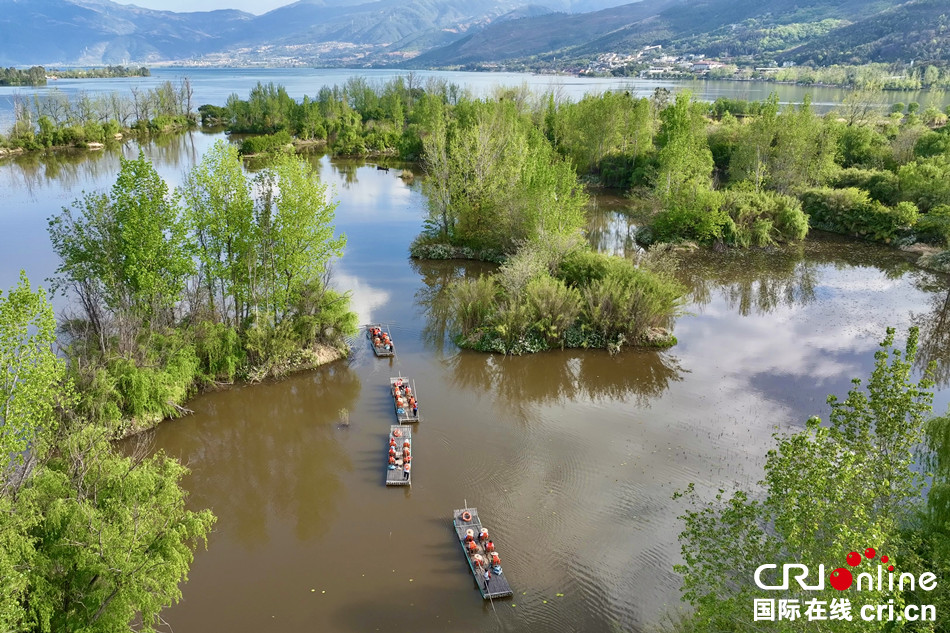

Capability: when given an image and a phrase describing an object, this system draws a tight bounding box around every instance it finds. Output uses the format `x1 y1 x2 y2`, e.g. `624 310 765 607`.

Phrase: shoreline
114 341 348 440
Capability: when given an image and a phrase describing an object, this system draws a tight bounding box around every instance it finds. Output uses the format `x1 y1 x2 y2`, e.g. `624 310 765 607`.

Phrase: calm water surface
2 133 950 632
3 68 949 128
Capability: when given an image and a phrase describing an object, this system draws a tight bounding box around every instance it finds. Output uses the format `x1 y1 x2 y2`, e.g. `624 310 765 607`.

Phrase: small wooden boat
389 376 419 423
366 324 394 357
386 425 411 486
453 507 512 599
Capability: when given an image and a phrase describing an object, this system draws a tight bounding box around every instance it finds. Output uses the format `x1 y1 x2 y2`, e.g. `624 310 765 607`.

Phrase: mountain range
0 0 945 68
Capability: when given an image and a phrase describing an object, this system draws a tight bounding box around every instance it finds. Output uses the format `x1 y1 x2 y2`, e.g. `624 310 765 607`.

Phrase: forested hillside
783 0 950 66
415 0 948 69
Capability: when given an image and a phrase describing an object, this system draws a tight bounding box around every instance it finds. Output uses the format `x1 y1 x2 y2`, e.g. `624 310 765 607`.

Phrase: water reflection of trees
587 208 640 257
675 247 819 316
328 158 364 188
448 347 684 416
7 145 121 194
3 131 208 194
148 362 361 546
913 287 950 388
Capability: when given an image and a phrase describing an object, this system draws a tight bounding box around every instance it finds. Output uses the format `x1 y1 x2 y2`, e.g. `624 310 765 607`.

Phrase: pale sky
122 0 294 14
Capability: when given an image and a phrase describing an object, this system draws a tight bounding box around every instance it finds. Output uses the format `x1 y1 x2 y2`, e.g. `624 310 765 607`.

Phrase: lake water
2 67 948 130
2 126 949 631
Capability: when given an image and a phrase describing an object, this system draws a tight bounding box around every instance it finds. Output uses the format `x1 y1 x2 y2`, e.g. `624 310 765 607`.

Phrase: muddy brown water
3 132 949 632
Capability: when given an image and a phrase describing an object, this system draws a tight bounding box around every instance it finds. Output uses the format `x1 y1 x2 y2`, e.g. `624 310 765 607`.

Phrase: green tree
48 155 193 352
769 96 837 193
23 424 214 632
655 91 714 205
254 154 346 324
181 140 254 327
0 275 214 632
0 272 70 478
0 274 72 630
729 93 779 189
676 328 934 632
899 155 950 212
421 97 454 240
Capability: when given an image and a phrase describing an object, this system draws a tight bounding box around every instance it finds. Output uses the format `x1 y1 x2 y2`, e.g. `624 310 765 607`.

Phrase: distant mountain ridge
0 0 945 67
0 0 626 66
0 0 253 65
409 0 934 68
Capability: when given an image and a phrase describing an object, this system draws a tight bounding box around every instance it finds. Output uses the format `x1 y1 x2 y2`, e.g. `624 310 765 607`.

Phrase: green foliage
451 244 684 354
553 91 654 184
198 104 229 126
831 167 900 205
524 275 581 344
254 153 346 324
23 424 214 632
449 276 499 336
914 129 950 159
0 273 72 476
655 91 714 206
837 122 891 169
650 190 731 245
0 275 214 633
48 154 193 353
238 130 293 155
0 65 47 86
51 149 355 426
676 328 935 633
720 189 809 247
916 204 950 247
180 140 255 328
801 186 918 243
226 82 297 134
420 98 586 253
898 155 950 212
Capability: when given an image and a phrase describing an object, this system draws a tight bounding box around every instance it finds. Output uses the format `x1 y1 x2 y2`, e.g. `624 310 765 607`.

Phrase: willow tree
420 98 587 252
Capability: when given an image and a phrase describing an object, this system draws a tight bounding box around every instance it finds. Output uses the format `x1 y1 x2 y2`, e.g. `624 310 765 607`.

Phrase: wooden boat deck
386 425 411 486
367 324 394 357
390 377 420 423
452 507 513 599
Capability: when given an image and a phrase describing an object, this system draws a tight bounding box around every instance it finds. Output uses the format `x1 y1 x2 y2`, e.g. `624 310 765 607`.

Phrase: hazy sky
123 0 293 14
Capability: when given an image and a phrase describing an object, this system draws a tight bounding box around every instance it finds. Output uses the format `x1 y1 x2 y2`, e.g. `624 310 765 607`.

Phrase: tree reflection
914 287 950 387
328 158 363 188
676 245 819 315
143 361 361 546
7 144 120 193
446 348 684 417
586 208 640 257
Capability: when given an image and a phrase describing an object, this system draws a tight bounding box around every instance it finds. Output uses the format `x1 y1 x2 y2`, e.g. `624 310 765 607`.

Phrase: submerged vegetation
48 142 355 430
